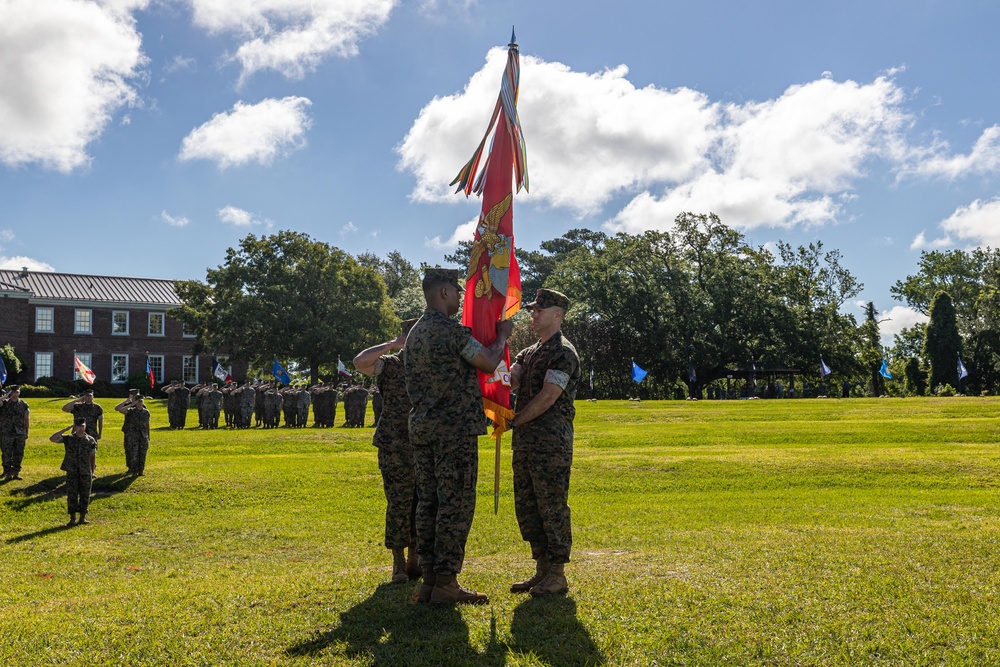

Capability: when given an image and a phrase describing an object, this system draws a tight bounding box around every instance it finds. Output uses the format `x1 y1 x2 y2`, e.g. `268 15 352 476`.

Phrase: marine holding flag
403 268 513 606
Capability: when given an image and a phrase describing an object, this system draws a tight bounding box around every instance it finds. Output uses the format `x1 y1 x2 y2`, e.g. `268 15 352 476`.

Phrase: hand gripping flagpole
452 28 528 514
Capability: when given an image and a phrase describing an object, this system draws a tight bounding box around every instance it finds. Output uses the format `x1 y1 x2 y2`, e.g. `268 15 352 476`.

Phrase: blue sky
2 0 999 343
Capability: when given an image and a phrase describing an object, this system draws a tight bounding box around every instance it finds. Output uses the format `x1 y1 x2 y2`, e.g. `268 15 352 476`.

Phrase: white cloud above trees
0 0 147 172
179 97 313 168
185 0 396 81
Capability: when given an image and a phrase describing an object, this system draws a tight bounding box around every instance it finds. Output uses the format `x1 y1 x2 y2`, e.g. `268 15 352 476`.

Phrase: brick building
0 268 239 386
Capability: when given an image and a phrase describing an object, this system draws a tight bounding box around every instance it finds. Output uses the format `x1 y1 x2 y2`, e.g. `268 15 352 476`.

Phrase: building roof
0 269 181 307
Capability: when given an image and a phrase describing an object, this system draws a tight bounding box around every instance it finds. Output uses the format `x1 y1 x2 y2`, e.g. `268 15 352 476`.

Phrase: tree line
170 215 1000 398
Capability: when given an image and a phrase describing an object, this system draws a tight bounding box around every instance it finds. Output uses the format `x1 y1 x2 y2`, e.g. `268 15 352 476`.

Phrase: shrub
934 383 956 397
13 384 56 398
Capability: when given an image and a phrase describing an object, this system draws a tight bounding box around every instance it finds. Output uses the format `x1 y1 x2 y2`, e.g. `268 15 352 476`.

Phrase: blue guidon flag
958 355 969 380
632 361 648 384
879 359 893 380
272 358 292 385
820 358 832 377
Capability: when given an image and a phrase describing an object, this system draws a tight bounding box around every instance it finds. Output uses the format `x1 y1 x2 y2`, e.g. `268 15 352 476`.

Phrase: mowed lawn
2 397 1000 666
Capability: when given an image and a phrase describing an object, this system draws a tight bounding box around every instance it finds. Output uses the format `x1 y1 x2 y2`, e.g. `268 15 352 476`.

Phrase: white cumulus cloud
218 205 271 228
0 0 148 172
160 210 191 227
878 305 929 345
908 125 1000 180
399 49 716 216
179 97 313 168
425 217 478 251
399 51 914 236
912 197 1000 250
609 76 911 233
186 0 395 81
0 256 56 272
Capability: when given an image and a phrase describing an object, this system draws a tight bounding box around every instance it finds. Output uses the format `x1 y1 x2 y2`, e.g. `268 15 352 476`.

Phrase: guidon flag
451 28 529 435
75 355 96 385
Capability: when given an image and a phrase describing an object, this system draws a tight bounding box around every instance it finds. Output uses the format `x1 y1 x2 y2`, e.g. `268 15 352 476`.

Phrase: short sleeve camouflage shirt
404 307 487 444
512 331 580 452
373 352 411 449
0 399 29 437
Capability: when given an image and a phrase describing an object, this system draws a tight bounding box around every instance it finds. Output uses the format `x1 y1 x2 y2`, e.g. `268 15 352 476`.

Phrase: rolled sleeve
544 368 570 389
460 337 484 362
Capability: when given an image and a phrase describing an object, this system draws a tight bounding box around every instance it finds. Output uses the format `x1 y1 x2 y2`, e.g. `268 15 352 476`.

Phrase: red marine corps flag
451 29 529 512
451 28 528 435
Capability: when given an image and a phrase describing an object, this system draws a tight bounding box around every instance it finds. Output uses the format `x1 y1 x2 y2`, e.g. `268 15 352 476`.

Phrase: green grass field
2 397 999 666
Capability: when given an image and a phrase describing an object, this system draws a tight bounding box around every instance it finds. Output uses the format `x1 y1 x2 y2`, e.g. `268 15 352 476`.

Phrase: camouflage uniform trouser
1 433 26 475
65 469 93 515
412 435 478 575
512 448 573 564
168 405 187 429
124 434 149 473
378 446 417 549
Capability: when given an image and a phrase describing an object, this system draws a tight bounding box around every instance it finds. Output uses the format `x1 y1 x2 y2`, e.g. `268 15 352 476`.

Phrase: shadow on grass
4 472 139 543
286 582 506 666
509 596 605 667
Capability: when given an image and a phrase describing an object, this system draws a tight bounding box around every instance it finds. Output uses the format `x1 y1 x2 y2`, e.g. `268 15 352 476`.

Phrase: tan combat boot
529 562 568 597
391 548 408 583
429 574 489 605
405 544 420 580
414 565 436 603
510 558 549 593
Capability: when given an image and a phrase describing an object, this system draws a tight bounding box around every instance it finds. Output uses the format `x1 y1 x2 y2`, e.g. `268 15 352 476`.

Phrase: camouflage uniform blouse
404 308 487 445
122 406 150 440
71 403 104 441
372 353 411 450
512 331 580 452
61 433 98 473
0 399 29 437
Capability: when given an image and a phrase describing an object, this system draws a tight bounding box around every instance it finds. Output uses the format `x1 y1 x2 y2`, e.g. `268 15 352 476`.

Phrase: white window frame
182 355 199 384
35 352 53 381
111 354 129 384
182 321 197 339
148 354 165 384
74 309 92 334
148 312 165 337
112 311 130 336
35 307 54 333
73 353 93 381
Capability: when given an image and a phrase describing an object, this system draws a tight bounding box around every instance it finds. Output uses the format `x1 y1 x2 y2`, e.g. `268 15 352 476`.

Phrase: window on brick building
73 353 93 380
148 355 164 383
111 354 129 383
35 307 54 333
182 355 198 384
74 309 92 334
148 312 165 336
35 352 53 381
112 311 129 335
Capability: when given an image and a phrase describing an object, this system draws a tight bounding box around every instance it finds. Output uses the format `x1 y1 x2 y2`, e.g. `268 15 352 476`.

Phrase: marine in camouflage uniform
295 388 310 428
0 385 30 480
62 390 103 475
354 319 420 583
281 387 298 427
342 384 368 427
164 381 191 429
51 419 98 525
222 383 238 428
404 268 512 605
116 395 151 475
263 385 282 428
508 289 580 597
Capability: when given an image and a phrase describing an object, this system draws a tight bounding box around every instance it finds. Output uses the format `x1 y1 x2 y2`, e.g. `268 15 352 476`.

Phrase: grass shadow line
509 595 605 666
286 581 506 666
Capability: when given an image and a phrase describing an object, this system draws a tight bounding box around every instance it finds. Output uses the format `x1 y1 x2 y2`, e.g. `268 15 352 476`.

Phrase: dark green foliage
903 357 927 396
922 291 962 393
172 231 396 385
0 344 23 383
